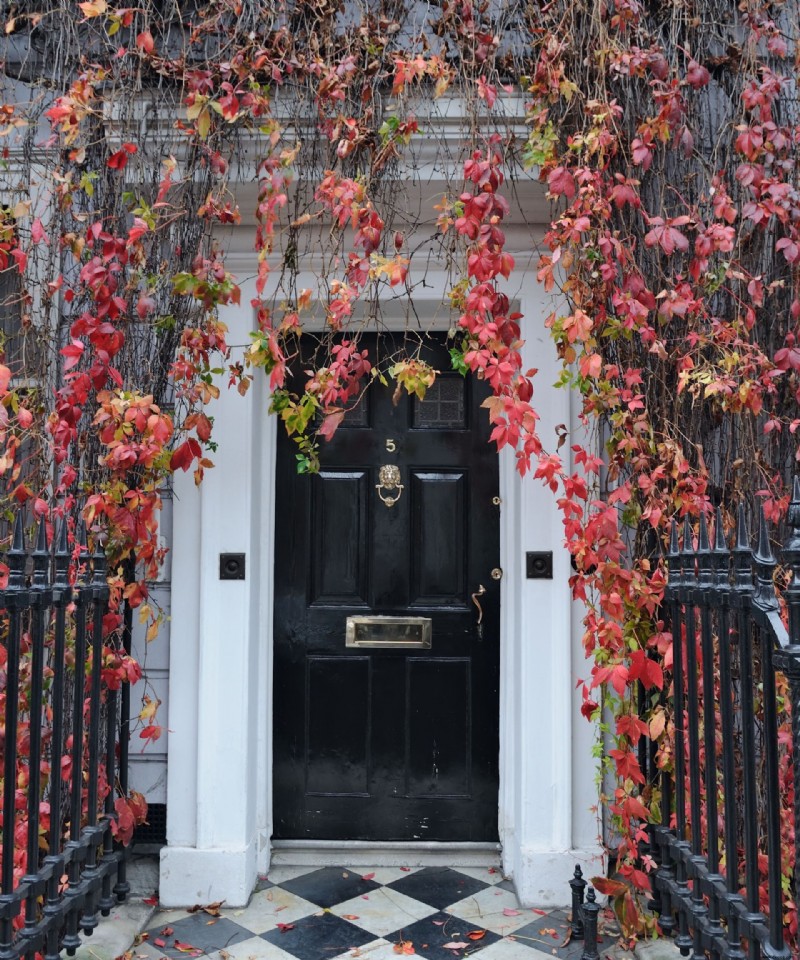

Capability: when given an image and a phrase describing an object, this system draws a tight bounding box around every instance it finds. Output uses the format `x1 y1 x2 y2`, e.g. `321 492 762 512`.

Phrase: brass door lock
491 568 502 581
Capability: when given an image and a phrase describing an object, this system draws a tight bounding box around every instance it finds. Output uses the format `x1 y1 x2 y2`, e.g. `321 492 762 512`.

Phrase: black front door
273 334 500 841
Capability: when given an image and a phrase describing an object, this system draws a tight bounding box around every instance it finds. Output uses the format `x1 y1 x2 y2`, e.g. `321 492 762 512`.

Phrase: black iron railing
0 513 129 960
570 484 800 960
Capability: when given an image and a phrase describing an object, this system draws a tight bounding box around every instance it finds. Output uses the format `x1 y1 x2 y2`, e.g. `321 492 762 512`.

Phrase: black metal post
732 505 762 960
669 519 691 953
43 521 71 960
711 509 745 960
569 865 586 939
579 888 600 960
21 518 50 940
0 517 27 960
753 511 791 960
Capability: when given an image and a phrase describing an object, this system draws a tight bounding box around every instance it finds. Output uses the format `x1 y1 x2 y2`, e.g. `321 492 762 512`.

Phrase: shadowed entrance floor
137 866 622 960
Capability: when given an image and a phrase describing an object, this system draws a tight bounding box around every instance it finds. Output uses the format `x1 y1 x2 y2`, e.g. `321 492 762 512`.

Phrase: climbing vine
0 0 798 945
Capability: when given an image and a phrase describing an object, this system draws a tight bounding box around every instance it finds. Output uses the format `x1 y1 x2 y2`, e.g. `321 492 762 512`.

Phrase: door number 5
385 438 396 452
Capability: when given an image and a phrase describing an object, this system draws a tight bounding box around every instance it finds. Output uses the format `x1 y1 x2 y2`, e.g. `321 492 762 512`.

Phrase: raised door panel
410 471 466 607
406 658 471 798
310 471 368 605
306 657 370 796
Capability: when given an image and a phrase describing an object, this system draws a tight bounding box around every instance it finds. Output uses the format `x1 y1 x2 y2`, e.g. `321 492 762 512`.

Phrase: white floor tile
330 938 399 960
472 937 556 960
264 865 321 884
206 935 297 960
228 887 321 934
445 887 536 936
341 867 423 886
330 887 438 937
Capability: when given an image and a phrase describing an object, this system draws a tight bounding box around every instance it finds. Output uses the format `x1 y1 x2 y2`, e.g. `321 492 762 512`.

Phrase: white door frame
158 240 602 908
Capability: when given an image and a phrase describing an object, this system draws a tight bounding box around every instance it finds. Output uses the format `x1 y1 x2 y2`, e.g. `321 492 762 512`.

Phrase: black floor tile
385 910 502 960
261 910 375 960
385 868 490 911
145 913 253 957
509 909 613 957
277 866 381 909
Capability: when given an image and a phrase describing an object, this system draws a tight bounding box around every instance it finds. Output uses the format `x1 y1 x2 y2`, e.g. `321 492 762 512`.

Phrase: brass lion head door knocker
376 464 403 508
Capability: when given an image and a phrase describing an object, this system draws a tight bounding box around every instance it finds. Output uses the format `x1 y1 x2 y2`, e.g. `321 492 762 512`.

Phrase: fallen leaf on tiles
432 921 446 927
173 939 202 956
502 908 521 916
219 952 231 960
153 939 166 948
443 942 469 950
362 873 375 881
143 896 158 906
189 901 224 917
560 929 573 947
276 923 295 933
393 940 414 954
135 934 149 944
275 905 288 912
488 867 497 874
532 909 547 916
400 867 411 872
161 927 174 936
540 928 558 939
361 895 370 900
205 920 219 926
343 872 350 878
342 915 360 920
466 931 486 941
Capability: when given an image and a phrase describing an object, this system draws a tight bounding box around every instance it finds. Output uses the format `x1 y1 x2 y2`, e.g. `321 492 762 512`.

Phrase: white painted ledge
507 844 605 908
159 843 258 908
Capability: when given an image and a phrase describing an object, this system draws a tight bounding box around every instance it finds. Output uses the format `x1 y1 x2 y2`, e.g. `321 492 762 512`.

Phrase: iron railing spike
713 506 728 553
735 502 749 550
54 519 70 586
7 511 26 588
698 512 710 552
92 539 107 584
682 514 693 554
55 518 69 557
755 504 775 564
11 510 25 554
668 518 679 556
34 514 47 554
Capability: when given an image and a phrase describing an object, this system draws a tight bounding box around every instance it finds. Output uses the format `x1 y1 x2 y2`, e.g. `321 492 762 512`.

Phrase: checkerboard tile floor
138 866 621 960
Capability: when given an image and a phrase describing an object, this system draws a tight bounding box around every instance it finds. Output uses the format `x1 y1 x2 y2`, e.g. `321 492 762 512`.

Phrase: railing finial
54 518 70 586
667 519 681 585
697 512 712 586
713 506 728 553
32 514 49 589
755 503 775 565
753 504 780 616
733 503 753 591
91 528 107 585
680 514 696 584
710 506 729 588
8 510 26 588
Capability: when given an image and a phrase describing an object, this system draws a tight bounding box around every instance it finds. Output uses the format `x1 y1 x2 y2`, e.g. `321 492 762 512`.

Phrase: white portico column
159 276 275 907
497 252 602 904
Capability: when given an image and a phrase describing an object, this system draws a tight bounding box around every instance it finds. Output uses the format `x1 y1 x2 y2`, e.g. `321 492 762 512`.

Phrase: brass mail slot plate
345 616 432 649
